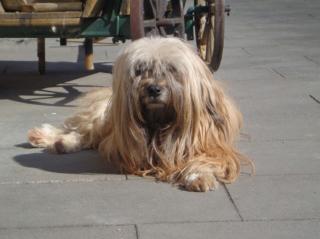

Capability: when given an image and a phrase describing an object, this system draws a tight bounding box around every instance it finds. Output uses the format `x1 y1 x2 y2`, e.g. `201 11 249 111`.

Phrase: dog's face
112 37 216 133
133 62 179 129
137 68 171 110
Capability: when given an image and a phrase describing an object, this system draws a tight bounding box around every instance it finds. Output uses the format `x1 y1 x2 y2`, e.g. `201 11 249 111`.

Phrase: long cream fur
28 37 253 192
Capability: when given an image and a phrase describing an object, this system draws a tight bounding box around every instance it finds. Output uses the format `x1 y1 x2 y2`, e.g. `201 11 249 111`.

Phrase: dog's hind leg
28 124 84 154
28 88 112 154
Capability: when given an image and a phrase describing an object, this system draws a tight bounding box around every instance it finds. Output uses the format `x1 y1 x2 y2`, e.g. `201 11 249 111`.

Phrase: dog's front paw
183 172 218 192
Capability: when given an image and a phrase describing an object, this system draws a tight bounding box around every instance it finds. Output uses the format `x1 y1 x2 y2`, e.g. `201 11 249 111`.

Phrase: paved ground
1 0 320 238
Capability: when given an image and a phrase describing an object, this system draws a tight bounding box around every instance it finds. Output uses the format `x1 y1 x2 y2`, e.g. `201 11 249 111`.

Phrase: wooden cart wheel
194 0 225 71
130 0 146 39
130 0 185 40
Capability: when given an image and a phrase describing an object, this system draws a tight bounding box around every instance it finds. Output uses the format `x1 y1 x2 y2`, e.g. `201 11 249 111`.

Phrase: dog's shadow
13 146 120 175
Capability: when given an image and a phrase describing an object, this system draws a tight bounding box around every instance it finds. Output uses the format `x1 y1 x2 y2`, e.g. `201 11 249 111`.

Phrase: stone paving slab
238 140 320 176
0 120 66 148
222 52 312 70
271 65 320 82
227 174 320 221
0 225 136 239
0 180 239 229
218 69 317 100
238 96 320 141
138 220 320 239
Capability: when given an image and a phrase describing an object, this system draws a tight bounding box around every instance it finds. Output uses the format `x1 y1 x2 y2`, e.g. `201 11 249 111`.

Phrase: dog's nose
147 85 162 97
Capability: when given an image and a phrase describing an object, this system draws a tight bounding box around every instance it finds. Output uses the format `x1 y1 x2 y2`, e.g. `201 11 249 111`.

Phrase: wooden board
0 11 81 19
21 2 82 12
82 0 104 17
0 17 81 26
1 0 28 11
0 12 81 26
34 0 81 2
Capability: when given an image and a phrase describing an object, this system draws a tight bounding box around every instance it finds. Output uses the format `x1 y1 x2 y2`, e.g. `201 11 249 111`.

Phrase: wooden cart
0 0 229 74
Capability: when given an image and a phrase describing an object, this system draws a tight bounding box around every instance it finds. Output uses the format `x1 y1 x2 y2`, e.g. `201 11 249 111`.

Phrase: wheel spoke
205 13 214 62
194 0 225 71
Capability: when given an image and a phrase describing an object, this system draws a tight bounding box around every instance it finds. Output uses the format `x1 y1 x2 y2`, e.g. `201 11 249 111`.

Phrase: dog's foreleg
181 168 219 192
28 124 83 154
173 157 225 192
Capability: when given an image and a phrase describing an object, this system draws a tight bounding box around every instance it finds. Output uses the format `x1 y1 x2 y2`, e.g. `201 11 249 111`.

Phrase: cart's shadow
2 60 118 174
0 60 113 107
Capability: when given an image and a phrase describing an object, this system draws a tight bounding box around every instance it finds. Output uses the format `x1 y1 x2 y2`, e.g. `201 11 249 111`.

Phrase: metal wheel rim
211 0 225 71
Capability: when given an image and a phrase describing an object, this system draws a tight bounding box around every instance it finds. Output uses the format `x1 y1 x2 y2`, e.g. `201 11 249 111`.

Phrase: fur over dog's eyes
134 62 149 76
167 64 177 73
135 68 142 76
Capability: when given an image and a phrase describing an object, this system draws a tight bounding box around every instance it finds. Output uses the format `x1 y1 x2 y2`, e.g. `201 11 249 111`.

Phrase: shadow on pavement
0 61 113 107
13 149 120 175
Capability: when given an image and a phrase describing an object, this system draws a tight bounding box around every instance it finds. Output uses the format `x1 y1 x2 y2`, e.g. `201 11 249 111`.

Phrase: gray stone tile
138 220 320 239
240 98 320 141
216 68 279 86
0 120 66 148
241 45 303 59
0 180 238 228
271 65 320 82
0 148 124 184
224 53 311 70
227 175 320 220
0 225 136 239
238 140 320 175
304 54 320 66
217 68 315 100
0 106 72 122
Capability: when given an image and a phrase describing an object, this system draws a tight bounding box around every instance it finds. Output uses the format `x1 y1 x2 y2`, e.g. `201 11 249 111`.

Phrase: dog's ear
206 97 226 133
211 84 242 143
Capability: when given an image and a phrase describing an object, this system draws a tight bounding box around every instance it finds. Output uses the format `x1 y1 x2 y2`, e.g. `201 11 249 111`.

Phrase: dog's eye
135 68 141 76
135 62 147 76
167 64 177 73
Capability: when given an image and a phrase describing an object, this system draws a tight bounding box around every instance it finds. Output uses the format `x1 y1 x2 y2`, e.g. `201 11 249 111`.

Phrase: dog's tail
28 124 82 153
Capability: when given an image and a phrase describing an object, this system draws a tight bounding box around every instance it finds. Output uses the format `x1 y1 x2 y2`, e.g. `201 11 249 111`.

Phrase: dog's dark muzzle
147 84 162 98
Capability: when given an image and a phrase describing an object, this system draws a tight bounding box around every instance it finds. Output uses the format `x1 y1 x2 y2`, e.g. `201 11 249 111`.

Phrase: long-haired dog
28 37 253 192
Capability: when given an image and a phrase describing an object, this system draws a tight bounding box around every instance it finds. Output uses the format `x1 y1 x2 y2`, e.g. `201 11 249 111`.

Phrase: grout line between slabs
1 173 319 186
0 177 126 185
222 184 244 221
1 218 320 231
304 56 320 66
309 94 320 104
270 68 286 79
134 224 140 239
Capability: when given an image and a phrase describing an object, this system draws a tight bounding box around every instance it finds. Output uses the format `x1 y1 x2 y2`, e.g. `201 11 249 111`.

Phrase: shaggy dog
28 37 253 192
